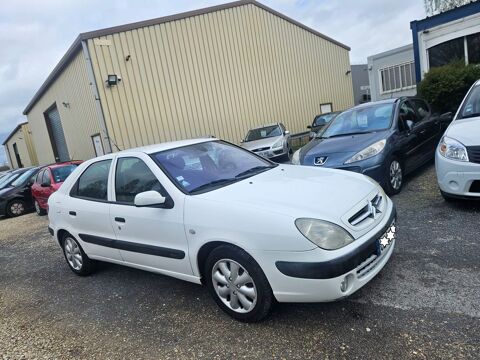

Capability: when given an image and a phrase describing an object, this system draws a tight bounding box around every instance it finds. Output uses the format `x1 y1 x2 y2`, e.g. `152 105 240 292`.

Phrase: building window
467 33 480 64
428 37 465 68
379 62 415 94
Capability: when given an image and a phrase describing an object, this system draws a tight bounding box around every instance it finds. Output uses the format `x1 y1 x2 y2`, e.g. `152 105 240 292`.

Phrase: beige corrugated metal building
2 122 38 169
24 0 354 164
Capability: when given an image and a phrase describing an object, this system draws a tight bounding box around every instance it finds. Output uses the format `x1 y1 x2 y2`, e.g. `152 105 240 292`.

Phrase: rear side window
36 170 44 184
115 157 165 204
73 160 111 201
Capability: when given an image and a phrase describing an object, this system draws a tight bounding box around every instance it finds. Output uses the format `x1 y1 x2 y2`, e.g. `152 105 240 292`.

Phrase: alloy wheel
390 160 403 190
64 237 83 271
9 202 25 216
211 259 257 313
34 201 41 214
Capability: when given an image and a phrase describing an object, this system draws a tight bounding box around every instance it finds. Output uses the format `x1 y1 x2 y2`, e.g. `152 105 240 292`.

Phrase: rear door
67 159 122 261
109 154 191 277
411 99 442 159
397 100 424 172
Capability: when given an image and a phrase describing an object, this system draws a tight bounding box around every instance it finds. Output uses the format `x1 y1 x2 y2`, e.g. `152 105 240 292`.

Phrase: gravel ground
1 162 479 359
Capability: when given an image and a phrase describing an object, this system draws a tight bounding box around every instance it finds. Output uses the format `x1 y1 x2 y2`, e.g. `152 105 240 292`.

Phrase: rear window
72 160 111 201
52 165 79 183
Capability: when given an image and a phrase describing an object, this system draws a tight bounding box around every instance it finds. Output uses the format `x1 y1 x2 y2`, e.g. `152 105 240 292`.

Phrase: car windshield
245 125 282 142
0 173 19 188
458 84 480 119
52 164 79 183
11 168 36 187
321 104 394 138
152 141 276 194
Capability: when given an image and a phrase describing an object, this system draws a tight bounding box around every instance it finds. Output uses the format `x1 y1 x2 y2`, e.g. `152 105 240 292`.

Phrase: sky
0 0 426 166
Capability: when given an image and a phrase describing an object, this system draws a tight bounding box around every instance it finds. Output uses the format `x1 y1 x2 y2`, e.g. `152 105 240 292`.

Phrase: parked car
292 98 451 195
48 138 396 322
0 167 40 217
240 123 292 161
307 111 341 140
0 168 32 191
436 79 480 200
31 161 83 215
0 171 11 180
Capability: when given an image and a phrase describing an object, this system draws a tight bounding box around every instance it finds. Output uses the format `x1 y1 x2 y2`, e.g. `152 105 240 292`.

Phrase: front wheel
205 245 274 322
385 158 404 195
34 199 47 216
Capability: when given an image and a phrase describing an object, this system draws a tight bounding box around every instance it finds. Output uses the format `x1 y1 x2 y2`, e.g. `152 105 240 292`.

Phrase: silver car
241 123 292 160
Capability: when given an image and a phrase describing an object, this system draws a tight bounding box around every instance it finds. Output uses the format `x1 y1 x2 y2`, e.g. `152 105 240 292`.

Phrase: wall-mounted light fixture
345 70 351 76
62 102 70 108
106 74 121 87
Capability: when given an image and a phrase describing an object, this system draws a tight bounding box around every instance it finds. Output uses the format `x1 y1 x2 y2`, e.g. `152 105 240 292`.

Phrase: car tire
6 199 27 217
385 157 404 195
205 245 274 322
61 233 95 276
34 199 47 216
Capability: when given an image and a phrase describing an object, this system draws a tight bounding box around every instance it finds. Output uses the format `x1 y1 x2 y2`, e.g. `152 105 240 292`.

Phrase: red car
31 161 82 215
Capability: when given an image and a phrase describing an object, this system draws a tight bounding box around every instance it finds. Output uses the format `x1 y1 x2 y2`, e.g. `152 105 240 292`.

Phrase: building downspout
81 40 112 154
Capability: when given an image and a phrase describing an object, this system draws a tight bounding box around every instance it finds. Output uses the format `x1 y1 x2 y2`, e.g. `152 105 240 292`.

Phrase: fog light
340 277 348 292
448 180 459 190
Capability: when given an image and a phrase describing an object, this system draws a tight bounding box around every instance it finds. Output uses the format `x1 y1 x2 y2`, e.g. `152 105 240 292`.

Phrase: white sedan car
436 79 480 200
48 138 396 322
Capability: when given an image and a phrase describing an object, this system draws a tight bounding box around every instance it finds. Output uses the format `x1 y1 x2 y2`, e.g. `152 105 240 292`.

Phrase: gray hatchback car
240 123 292 161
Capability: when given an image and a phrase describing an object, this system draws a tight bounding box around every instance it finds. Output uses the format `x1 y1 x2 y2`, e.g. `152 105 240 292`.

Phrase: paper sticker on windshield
260 130 267 137
358 114 368 127
176 176 184 181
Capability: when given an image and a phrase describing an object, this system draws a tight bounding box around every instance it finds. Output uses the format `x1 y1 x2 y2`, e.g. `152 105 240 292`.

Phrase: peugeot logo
314 156 328 166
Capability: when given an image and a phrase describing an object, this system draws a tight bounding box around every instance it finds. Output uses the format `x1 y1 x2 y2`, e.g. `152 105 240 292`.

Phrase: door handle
419 129 426 134
114 217 126 223
69 211 76 216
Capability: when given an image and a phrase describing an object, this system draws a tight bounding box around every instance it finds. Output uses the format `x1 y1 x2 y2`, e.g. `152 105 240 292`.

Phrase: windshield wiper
324 131 374 139
235 165 276 179
459 112 480 119
189 178 238 194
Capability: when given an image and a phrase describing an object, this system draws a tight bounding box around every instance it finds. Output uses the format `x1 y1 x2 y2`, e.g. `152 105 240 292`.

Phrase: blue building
411 1 480 82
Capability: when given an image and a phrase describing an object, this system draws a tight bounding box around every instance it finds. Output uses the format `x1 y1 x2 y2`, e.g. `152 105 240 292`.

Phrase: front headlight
295 218 354 250
291 149 301 165
345 139 386 164
439 136 469 162
272 138 284 149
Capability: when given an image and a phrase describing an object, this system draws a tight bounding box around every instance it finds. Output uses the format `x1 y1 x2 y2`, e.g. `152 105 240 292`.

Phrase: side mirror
440 112 453 121
307 125 312 129
134 190 166 207
240 139 244 143
284 130 290 135
405 120 415 131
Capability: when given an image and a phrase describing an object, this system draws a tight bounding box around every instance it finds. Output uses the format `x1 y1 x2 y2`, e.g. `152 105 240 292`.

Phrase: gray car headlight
439 136 469 162
295 218 354 250
345 139 386 164
272 138 284 149
291 149 301 165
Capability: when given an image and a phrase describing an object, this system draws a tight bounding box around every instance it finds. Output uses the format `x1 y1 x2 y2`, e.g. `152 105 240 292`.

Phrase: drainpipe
81 40 112 154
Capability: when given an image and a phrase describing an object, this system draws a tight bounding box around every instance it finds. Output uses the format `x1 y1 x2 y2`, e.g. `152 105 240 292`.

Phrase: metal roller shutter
47 107 70 162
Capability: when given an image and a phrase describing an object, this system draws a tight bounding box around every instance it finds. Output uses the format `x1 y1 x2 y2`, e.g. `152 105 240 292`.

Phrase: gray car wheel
62 234 95 276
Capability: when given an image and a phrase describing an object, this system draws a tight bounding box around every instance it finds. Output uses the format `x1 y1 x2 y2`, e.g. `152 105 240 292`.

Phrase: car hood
241 136 283 151
446 117 480 146
301 131 388 159
197 164 379 226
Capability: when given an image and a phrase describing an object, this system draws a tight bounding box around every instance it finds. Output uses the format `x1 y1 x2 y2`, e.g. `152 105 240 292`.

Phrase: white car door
109 154 192 278
67 159 122 261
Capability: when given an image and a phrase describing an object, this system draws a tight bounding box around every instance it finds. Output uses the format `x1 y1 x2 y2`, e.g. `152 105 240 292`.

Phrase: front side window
74 160 111 201
245 125 283 142
152 141 275 194
35 170 44 184
411 99 430 121
399 101 419 127
115 157 165 204
458 84 480 120
42 170 51 186
313 112 339 127
52 165 79 183
321 104 394 138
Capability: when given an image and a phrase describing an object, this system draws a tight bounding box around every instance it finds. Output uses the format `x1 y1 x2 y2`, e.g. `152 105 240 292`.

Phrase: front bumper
253 148 288 159
249 202 396 303
0 199 7 216
436 151 480 198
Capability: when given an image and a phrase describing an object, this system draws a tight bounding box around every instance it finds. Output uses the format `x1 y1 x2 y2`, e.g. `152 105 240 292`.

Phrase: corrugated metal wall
4 124 38 168
88 3 354 150
26 51 101 164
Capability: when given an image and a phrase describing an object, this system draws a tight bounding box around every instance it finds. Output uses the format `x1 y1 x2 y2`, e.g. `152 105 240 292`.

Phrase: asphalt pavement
0 162 479 359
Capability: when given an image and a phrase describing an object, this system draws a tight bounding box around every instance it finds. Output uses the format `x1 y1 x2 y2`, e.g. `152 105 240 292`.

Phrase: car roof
249 123 281 130
115 137 217 156
45 161 83 170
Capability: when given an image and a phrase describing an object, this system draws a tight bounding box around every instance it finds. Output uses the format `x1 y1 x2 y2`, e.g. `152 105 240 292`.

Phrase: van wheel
34 200 47 216
62 234 95 276
385 157 403 195
205 245 273 322
6 200 27 217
